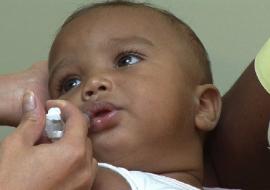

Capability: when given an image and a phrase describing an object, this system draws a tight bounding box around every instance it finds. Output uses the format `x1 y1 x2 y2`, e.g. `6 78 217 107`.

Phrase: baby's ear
194 84 222 131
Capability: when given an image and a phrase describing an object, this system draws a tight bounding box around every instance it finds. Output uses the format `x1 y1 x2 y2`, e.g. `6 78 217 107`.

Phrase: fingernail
23 91 36 112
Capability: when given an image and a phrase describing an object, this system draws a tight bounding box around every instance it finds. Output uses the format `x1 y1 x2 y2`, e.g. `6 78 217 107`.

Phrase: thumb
16 91 45 146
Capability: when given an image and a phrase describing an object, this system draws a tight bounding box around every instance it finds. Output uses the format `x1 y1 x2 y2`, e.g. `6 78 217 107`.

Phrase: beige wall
1 0 270 139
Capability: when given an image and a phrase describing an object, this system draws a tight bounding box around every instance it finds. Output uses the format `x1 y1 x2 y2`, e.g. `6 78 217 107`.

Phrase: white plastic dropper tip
46 107 61 120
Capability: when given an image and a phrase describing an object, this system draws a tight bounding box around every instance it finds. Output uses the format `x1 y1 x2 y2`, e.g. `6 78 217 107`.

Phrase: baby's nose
82 77 112 100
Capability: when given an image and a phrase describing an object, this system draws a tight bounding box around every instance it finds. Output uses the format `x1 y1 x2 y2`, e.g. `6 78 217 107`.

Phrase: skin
0 92 97 190
49 6 221 189
210 61 270 189
0 61 49 126
0 5 268 190
1 59 269 189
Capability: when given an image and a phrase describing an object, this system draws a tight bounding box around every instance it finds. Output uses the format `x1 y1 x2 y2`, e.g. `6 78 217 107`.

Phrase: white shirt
98 163 200 190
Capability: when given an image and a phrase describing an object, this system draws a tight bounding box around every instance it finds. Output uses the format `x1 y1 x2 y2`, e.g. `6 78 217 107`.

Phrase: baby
48 0 221 189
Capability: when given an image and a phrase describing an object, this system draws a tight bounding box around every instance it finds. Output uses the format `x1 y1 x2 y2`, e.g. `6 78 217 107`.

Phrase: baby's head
48 0 221 185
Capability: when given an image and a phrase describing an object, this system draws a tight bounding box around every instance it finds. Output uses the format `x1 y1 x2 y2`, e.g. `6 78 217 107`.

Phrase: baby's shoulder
92 166 131 190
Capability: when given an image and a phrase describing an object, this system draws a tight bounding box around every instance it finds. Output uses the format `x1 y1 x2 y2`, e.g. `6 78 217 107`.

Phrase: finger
46 100 89 144
85 138 97 188
15 91 45 146
86 137 93 159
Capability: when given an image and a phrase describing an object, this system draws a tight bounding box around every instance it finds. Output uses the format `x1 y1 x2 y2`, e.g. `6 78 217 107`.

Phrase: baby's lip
83 101 122 133
86 101 119 117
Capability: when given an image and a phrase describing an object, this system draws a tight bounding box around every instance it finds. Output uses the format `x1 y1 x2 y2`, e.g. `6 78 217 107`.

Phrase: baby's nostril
86 90 94 96
98 85 106 91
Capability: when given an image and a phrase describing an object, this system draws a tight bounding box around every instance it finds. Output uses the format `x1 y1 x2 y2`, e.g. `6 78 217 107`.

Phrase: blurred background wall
1 0 270 139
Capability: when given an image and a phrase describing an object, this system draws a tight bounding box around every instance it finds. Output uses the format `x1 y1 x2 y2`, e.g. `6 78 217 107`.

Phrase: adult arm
0 61 49 126
211 61 270 189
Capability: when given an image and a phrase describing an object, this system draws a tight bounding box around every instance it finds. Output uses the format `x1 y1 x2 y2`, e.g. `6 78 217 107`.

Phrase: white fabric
98 163 200 190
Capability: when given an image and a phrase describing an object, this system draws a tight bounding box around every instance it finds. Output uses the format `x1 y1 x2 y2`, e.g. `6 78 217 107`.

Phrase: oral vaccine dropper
45 107 65 141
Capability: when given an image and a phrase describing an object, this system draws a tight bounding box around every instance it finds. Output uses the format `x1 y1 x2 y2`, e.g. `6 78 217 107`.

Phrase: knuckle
79 169 93 188
73 147 86 160
64 144 86 163
83 169 92 182
19 114 38 128
23 114 38 123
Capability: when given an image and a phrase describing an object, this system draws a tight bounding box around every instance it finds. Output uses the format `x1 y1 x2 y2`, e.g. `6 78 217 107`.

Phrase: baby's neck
162 170 202 189
93 164 203 190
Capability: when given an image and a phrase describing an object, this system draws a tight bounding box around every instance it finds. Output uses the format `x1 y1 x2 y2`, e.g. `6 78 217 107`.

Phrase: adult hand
0 91 97 190
0 61 49 126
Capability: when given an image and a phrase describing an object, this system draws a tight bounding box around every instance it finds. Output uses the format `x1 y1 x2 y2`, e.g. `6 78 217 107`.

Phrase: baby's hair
58 0 213 84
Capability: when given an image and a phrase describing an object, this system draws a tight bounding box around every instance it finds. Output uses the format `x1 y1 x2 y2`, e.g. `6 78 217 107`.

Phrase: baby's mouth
85 102 121 133
92 109 112 118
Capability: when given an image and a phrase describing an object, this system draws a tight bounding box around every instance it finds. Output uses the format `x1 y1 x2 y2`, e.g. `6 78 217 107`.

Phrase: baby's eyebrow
109 36 154 47
49 59 74 76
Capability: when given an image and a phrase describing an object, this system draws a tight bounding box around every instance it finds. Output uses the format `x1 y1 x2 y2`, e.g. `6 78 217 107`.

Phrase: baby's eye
116 53 143 67
61 77 81 94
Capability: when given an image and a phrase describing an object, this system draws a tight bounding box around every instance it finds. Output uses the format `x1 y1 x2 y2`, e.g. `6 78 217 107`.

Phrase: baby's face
49 6 200 172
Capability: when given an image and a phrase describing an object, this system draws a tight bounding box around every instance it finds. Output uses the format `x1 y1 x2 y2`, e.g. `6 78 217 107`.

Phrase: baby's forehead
50 5 204 77
62 5 187 40
66 5 174 26
57 5 195 57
